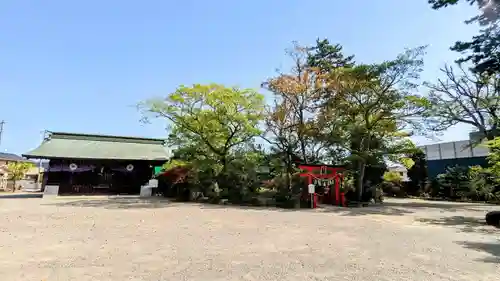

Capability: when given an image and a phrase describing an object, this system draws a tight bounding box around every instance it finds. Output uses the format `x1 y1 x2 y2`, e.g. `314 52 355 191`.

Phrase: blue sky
0 1 480 154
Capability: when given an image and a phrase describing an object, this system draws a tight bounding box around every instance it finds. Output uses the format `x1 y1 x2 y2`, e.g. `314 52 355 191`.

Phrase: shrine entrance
299 164 346 207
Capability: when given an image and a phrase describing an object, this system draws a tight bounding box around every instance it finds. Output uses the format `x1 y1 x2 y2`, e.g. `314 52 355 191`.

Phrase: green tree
139 83 265 191
7 162 33 192
468 165 497 201
317 47 427 202
485 137 500 179
429 0 499 23
463 138 500 202
304 39 356 164
423 63 500 141
306 38 355 73
436 165 471 199
406 150 429 195
429 0 500 74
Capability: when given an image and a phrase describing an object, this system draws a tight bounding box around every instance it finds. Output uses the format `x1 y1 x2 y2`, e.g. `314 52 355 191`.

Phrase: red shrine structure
299 164 346 208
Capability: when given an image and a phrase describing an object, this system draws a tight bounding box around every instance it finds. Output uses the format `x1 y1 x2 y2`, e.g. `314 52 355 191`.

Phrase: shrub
434 164 499 202
267 173 305 209
379 181 403 197
485 211 500 227
468 166 498 201
436 165 470 200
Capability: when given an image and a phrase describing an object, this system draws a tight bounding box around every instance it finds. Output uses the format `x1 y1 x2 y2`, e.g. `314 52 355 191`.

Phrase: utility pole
0 120 4 146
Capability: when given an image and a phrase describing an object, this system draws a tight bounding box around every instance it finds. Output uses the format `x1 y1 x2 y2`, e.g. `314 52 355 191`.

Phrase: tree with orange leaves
262 42 329 165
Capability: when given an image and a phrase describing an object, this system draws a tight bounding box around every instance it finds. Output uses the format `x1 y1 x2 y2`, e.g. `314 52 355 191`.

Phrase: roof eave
22 154 169 161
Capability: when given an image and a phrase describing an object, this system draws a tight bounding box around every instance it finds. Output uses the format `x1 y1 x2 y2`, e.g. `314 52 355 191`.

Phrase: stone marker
43 185 59 198
140 185 152 197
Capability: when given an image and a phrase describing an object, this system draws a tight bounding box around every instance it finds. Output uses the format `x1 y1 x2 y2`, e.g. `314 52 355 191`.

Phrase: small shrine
299 163 346 207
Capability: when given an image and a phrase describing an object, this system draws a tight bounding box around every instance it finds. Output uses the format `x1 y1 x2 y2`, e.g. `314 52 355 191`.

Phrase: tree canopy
423 63 500 140
429 0 500 74
138 6 500 205
139 84 265 176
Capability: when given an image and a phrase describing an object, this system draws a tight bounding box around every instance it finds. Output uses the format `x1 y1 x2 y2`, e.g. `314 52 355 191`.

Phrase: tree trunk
285 147 294 193
356 161 366 205
298 111 307 164
418 180 425 196
214 156 228 198
12 180 16 192
356 131 371 205
300 141 307 164
221 156 227 175
285 156 292 193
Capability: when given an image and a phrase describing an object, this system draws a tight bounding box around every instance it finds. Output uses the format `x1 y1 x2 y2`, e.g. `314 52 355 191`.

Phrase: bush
380 171 406 197
267 173 305 209
379 181 404 197
432 165 500 202
436 165 470 200
468 166 498 201
485 211 500 227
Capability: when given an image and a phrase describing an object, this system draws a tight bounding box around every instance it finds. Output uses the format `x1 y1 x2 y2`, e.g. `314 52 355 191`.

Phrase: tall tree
423 64 500 141
429 0 499 23
262 100 299 184
263 43 325 164
429 0 500 74
306 39 371 166
319 47 427 202
139 83 265 188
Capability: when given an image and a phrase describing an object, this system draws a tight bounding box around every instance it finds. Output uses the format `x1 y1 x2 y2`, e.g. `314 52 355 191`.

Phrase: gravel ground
0 195 499 281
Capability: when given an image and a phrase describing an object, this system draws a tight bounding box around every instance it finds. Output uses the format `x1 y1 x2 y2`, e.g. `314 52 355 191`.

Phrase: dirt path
0 196 498 280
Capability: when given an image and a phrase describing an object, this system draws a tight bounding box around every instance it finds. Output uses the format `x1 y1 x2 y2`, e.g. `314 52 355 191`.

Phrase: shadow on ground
316 199 493 217
197 202 416 216
381 200 490 212
45 197 177 209
456 240 500 264
47 196 414 216
45 197 495 219
0 193 43 199
416 216 498 234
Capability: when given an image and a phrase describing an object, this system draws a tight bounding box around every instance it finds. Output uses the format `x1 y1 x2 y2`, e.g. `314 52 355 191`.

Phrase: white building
418 140 489 161
386 162 411 182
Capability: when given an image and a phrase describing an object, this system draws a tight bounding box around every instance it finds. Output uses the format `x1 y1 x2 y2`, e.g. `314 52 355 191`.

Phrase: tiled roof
0 152 25 161
23 131 170 161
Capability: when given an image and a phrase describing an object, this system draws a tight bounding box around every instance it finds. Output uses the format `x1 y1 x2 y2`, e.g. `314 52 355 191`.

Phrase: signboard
308 184 315 194
153 166 163 175
140 185 152 197
148 179 158 188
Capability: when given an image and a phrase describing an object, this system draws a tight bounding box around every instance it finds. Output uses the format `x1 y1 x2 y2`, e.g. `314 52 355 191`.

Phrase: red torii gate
299 164 346 207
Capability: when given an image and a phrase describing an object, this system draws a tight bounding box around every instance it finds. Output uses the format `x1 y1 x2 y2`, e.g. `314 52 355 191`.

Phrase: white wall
418 140 489 160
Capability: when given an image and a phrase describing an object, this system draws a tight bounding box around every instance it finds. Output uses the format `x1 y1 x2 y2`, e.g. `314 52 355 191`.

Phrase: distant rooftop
0 152 25 162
